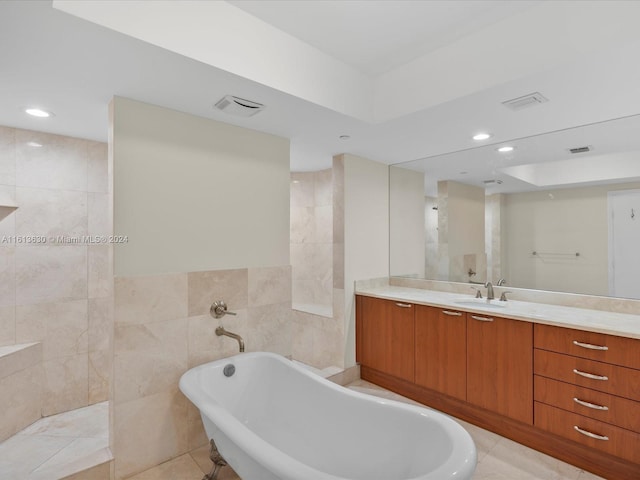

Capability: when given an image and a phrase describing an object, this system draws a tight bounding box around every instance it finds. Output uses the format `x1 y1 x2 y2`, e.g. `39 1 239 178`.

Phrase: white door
608 189 640 299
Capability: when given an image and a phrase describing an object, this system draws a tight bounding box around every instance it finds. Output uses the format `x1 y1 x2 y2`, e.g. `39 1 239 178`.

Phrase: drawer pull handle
574 425 609 441
470 315 494 322
395 303 412 308
573 397 609 411
573 369 608 381
442 310 462 316
573 340 608 351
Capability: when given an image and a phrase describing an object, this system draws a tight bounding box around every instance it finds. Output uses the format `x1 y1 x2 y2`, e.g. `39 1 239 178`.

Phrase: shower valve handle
210 301 237 318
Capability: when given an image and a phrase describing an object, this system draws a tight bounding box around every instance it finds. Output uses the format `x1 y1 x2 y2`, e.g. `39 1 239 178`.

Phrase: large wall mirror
390 113 640 300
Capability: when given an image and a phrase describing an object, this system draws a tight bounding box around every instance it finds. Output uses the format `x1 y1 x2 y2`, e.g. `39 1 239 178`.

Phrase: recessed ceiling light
497 146 515 153
472 133 492 141
25 108 53 118
339 135 350 140
27 141 43 147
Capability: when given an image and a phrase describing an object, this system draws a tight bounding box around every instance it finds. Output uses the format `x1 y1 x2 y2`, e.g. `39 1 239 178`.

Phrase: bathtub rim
180 352 477 480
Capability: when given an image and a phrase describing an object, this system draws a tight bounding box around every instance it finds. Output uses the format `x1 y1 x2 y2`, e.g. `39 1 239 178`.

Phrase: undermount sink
454 299 507 309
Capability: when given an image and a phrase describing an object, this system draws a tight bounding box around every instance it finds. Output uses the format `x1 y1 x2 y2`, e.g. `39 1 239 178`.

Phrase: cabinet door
357 296 415 382
415 305 467 400
467 313 533 424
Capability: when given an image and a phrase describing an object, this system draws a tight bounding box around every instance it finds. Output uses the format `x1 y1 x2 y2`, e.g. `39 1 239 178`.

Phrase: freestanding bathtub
179 352 477 480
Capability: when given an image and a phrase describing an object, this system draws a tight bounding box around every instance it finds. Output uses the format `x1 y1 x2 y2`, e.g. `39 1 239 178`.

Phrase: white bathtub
179 352 476 480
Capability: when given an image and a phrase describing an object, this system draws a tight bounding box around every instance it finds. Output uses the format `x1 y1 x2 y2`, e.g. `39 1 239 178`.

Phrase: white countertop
355 285 640 340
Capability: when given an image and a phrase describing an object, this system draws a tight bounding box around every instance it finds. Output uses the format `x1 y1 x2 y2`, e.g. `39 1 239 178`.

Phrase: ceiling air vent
214 95 265 117
502 92 549 111
483 179 503 185
568 145 592 154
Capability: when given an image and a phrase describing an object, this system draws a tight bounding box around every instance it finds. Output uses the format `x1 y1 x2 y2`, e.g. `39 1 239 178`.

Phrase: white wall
112 97 290 276
343 154 389 367
504 182 640 296
389 166 425 277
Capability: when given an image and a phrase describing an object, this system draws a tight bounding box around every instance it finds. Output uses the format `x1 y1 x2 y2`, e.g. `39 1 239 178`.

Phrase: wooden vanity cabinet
356 295 415 382
356 295 640 479
414 305 466 400
467 312 533 424
533 323 640 465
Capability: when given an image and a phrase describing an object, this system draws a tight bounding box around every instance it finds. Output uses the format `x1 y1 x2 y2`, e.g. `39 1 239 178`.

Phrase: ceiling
227 0 539 75
2 0 640 193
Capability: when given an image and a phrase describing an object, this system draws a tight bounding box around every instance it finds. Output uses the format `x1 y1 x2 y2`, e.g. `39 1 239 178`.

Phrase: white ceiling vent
502 92 549 111
568 145 592 154
214 95 265 117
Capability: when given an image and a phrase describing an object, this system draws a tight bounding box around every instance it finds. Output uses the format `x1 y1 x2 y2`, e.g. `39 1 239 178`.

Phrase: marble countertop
355 285 640 340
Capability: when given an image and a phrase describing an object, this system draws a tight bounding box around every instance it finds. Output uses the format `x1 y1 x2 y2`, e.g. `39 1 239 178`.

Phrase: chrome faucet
216 326 245 353
497 278 507 286
484 282 495 300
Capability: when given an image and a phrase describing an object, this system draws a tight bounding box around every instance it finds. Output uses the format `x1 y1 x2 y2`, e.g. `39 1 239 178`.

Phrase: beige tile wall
0 343 42 442
290 170 333 307
0 125 112 417
113 265 291 480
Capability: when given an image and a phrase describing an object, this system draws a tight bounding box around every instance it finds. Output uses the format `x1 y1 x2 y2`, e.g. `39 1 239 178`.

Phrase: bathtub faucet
216 326 245 353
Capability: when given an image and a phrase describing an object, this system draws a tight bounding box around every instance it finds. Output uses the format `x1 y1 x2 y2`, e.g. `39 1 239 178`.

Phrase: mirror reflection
390 114 640 300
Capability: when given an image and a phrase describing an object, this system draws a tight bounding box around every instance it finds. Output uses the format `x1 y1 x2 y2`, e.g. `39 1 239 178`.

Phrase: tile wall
0 125 112 417
290 169 333 308
112 265 292 479
290 162 347 370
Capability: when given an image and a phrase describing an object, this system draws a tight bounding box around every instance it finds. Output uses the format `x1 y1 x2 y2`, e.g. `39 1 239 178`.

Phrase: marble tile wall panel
291 309 343 369
0 125 111 415
88 245 113 299
248 265 291 307
15 187 87 238
0 305 15 347
314 169 332 206
290 170 333 310
113 265 292 479
0 185 16 237
0 363 42 442
15 246 88 305
114 318 188 404
87 193 110 237
88 349 110 405
315 205 333 244
290 173 314 207
0 246 15 308
187 268 248 316
114 390 189 480
41 353 88 416
15 130 88 191
88 298 112 404
0 342 41 379
0 126 16 185
87 142 109 194
15 300 88 360
114 273 187 326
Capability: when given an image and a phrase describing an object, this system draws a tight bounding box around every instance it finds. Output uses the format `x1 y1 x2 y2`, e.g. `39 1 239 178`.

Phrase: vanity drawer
534 350 640 401
535 402 640 464
535 375 640 432
534 324 640 369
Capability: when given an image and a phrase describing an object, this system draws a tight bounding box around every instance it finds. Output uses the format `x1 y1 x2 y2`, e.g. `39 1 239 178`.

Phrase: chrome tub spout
216 326 245 352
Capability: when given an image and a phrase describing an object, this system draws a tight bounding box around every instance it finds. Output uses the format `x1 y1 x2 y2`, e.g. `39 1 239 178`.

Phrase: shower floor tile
0 401 110 479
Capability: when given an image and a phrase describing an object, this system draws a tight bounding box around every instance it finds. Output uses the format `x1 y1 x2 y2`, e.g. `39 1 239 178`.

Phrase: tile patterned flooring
127 380 605 480
0 401 111 479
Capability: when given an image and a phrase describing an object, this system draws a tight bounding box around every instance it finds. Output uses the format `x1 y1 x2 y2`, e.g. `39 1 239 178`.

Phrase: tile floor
0 402 111 480
126 380 605 480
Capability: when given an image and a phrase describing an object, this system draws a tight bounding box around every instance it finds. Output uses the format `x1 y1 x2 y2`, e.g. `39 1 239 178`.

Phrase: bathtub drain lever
203 438 228 480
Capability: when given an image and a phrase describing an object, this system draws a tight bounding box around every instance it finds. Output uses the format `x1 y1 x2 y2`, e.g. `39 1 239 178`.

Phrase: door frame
607 188 640 296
